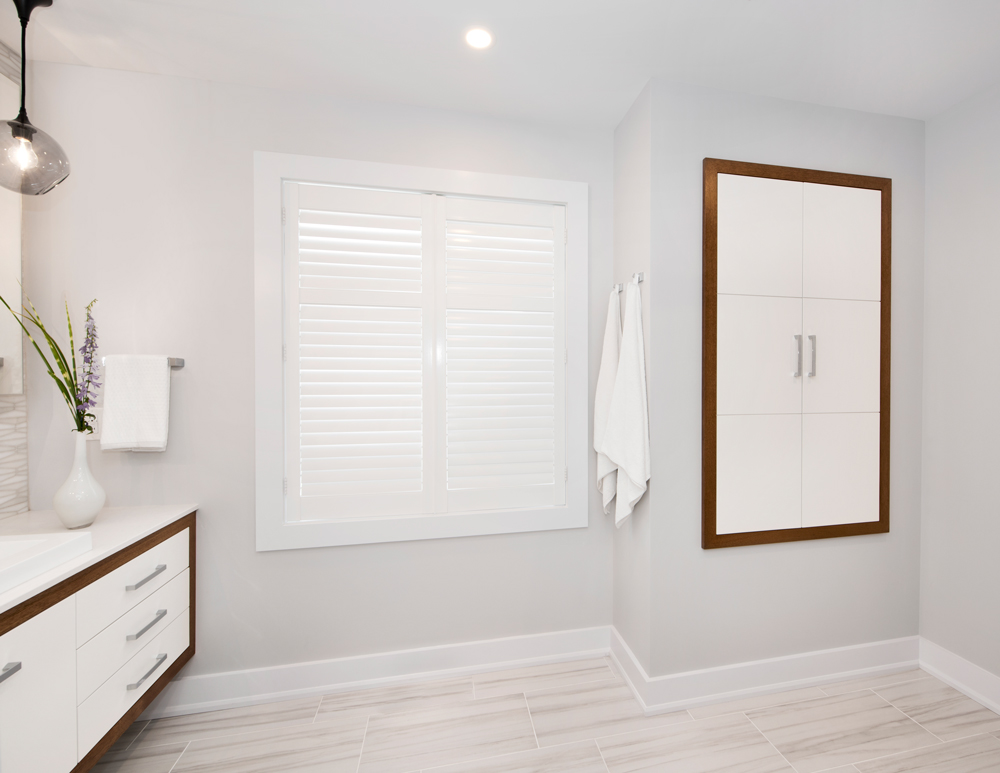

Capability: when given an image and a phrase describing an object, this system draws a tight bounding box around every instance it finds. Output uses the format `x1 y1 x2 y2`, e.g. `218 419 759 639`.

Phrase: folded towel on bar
100 355 171 452
599 278 650 526
594 287 622 515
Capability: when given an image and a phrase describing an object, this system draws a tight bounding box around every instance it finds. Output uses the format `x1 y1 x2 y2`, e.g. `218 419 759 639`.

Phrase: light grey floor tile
598 712 793 773
873 677 1000 742
747 690 939 773
317 677 475 720
854 732 1000 772
421 740 609 773
104 721 150 755
526 680 691 747
474 658 617 699
94 741 187 773
171 715 368 773
690 688 829 720
136 697 321 749
822 670 932 697
357 693 537 773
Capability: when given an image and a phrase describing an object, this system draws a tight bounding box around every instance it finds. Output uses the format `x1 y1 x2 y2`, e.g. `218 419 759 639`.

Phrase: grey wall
642 81 925 677
921 83 1000 676
22 62 615 678
612 84 653 672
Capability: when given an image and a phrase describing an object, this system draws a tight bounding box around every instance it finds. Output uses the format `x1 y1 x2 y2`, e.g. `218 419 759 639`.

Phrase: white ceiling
3 0 1000 128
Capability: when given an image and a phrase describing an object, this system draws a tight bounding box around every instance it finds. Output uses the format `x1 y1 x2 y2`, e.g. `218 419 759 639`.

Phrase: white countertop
0 504 197 616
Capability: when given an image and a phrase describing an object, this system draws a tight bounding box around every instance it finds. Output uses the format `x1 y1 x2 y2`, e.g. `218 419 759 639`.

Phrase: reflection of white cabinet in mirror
0 74 22 395
718 174 802 297
717 414 802 534
803 299 881 414
717 294 802 415
802 412 881 527
803 182 882 301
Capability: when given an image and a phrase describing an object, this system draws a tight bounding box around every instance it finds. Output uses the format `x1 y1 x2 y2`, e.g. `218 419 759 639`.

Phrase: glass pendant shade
0 117 70 194
0 0 69 195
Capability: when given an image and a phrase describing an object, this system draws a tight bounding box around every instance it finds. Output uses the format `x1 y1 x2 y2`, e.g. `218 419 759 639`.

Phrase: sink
0 532 93 595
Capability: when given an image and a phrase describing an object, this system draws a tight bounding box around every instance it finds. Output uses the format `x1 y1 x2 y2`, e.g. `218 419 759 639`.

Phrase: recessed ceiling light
465 28 493 49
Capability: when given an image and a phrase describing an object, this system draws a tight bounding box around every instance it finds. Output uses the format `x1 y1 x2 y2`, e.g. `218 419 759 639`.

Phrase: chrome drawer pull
809 335 817 377
128 653 167 691
0 661 21 685
127 564 166 591
127 609 168 642
793 335 803 377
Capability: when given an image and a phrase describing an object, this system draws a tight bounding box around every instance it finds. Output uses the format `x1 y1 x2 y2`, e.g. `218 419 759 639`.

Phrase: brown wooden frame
703 158 891 549
0 511 196 772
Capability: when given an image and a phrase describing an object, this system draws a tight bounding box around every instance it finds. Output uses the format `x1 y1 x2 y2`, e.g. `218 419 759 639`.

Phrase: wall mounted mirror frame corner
702 157 891 549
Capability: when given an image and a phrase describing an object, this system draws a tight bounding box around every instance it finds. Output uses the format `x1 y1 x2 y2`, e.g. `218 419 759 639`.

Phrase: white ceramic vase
53 431 106 529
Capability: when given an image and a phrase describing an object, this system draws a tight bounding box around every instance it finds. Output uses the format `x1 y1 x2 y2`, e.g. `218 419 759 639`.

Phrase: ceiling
2 0 1000 128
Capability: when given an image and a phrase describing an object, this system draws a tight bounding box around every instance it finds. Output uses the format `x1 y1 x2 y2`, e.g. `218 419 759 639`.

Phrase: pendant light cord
17 17 27 121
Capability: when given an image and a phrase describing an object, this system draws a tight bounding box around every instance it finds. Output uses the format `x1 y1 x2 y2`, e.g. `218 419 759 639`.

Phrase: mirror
0 71 22 395
702 158 890 549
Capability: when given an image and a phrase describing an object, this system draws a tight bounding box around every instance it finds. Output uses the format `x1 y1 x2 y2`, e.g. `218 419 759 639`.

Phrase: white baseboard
919 638 1000 715
610 627 921 715
141 626 611 719
143 627 998 723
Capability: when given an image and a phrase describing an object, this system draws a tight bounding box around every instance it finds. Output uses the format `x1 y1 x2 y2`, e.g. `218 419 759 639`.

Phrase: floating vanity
0 505 196 773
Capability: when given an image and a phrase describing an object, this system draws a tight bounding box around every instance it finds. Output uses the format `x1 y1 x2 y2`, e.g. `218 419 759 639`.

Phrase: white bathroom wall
644 82 925 677
611 84 653 672
21 62 615 678
922 83 1000 678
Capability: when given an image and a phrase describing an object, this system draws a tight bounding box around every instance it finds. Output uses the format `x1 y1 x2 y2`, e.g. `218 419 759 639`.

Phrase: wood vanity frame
702 157 891 549
0 512 196 772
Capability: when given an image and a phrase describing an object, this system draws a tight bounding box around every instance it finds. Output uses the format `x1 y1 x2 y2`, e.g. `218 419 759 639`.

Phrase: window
255 153 588 550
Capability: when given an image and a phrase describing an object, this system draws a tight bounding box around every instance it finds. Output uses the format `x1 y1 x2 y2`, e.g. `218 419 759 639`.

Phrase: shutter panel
285 183 432 520
442 198 566 512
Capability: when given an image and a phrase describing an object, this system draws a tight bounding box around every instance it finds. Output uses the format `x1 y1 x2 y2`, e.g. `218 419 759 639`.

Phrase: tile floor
95 659 1000 773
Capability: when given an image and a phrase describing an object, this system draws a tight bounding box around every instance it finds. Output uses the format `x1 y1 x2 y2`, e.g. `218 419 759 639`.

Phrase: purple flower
76 300 100 416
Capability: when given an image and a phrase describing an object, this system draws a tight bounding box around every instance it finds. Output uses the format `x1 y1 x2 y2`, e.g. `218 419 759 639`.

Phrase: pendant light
0 0 69 195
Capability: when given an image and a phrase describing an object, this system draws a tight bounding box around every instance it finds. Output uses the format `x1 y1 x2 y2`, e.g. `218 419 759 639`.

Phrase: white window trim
254 151 589 551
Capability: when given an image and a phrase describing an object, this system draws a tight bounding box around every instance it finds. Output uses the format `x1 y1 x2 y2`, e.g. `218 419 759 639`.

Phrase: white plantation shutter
443 197 566 512
283 182 565 522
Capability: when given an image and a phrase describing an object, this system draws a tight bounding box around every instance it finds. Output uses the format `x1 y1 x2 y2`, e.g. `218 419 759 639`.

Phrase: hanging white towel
599 278 650 526
594 288 621 514
100 355 171 452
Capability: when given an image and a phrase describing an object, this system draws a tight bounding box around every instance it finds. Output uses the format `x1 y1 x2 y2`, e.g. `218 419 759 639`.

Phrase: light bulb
8 137 38 171
465 28 493 49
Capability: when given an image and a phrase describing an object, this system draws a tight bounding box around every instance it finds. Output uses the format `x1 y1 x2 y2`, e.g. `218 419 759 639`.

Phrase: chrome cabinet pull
0 661 21 685
794 335 803 377
127 609 167 642
809 335 817 377
127 564 166 591
128 653 168 691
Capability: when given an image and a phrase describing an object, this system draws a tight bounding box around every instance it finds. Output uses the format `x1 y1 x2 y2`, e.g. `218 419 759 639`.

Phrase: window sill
255 505 588 551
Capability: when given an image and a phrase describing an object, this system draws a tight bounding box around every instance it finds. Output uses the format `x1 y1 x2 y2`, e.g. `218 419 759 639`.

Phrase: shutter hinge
565 349 568 364
564 467 569 482
281 206 286 226
283 478 288 495
564 227 567 245
282 344 287 362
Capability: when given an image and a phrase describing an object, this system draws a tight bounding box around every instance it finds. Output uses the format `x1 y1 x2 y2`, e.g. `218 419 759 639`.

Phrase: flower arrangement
0 294 101 433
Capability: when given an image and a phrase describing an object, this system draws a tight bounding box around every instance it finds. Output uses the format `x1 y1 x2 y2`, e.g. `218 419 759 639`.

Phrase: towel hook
613 273 644 292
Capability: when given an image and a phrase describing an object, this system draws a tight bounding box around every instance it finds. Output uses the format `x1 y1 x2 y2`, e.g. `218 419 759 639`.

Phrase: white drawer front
77 569 190 704
77 529 189 646
78 609 190 759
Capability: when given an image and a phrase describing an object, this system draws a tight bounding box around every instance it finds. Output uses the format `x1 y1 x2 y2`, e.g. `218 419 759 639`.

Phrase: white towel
100 356 171 452
599 278 650 526
594 289 621 514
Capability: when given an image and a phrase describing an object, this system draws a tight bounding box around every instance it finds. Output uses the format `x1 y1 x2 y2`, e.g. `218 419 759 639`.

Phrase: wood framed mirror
702 158 891 549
